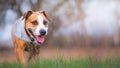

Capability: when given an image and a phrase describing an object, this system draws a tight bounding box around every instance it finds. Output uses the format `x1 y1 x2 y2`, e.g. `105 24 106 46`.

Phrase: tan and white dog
11 10 49 64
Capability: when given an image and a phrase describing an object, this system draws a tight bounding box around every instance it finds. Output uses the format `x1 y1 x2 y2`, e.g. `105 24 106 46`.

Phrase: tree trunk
113 1 120 47
75 0 90 47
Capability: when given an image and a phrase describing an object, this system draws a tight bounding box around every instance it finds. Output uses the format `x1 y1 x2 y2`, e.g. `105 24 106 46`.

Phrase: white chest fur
13 17 31 42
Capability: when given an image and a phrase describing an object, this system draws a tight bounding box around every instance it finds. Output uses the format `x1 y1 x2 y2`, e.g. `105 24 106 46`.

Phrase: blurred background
0 0 120 62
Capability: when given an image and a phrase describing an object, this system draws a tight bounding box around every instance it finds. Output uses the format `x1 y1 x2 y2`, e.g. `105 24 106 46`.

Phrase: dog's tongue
35 36 45 43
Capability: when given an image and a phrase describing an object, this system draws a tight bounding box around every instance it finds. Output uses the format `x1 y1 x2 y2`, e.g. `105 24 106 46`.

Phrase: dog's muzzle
28 28 46 44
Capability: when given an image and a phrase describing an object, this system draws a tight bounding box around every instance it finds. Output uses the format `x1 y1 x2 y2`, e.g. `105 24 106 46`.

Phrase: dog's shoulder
13 17 24 37
12 17 30 42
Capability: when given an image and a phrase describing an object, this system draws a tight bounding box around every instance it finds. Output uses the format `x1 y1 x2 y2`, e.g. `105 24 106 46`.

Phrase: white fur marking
13 17 31 42
34 15 48 35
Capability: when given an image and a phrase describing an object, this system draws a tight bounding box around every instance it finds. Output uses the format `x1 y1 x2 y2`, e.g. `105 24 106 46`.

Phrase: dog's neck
13 17 31 42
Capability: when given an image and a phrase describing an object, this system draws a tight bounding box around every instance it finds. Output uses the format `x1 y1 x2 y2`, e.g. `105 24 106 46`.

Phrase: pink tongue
35 36 45 43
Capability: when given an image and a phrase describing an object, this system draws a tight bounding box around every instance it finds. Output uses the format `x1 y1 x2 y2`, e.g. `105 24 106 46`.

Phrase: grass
0 58 120 68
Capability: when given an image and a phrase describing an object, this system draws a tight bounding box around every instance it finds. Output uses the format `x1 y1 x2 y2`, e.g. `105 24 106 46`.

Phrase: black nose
40 29 46 36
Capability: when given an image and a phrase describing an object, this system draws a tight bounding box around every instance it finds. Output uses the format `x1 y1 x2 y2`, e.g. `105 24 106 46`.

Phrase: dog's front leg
12 32 27 65
15 48 26 64
14 39 26 64
14 44 26 65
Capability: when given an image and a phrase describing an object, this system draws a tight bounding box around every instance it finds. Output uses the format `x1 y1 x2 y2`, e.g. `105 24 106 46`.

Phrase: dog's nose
40 29 46 36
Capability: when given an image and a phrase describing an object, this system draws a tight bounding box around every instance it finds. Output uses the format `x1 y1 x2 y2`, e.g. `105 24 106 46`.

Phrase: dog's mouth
35 35 45 43
28 28 45 44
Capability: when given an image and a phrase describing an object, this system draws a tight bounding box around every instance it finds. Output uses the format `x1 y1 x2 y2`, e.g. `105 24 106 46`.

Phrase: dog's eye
43 20 47 25
31 20 38 25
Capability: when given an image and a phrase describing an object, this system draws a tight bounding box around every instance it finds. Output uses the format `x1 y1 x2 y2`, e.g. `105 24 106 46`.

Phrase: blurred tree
29 0 42 11
45 0 66 47
113 1 120 47
0 0 43 24
75 0 90 47
0 0 17 24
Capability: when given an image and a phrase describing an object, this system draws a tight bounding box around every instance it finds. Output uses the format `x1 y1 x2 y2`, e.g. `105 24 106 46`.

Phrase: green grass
1 58 120 68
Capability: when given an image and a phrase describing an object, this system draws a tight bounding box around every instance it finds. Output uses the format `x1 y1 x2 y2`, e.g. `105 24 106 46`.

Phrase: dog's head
22 10 49 44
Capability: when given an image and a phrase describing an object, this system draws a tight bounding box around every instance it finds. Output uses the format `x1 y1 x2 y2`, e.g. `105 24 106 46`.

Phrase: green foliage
1 58 120 68
0 61 21 68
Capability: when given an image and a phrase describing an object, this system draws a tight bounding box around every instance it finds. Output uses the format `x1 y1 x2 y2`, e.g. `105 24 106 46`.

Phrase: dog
11 10 49 64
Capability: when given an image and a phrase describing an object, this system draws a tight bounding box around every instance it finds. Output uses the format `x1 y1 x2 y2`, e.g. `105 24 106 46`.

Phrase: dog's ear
22 10 33 20
39 10 48 19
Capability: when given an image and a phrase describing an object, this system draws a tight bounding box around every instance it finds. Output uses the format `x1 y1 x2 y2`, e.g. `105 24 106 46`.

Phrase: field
1 47 120 68
0 58 120 68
